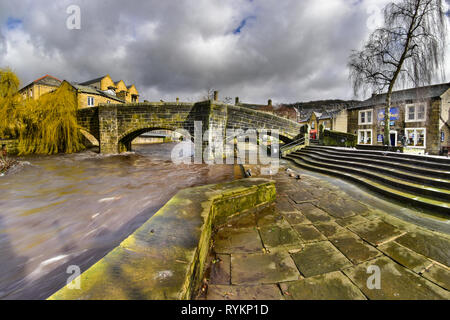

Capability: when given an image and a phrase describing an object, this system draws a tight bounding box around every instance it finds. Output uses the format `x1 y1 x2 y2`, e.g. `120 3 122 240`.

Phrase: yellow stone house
19 74 139 109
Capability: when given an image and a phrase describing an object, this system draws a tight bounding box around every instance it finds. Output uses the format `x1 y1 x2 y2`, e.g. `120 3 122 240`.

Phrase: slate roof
350 83 450 110
78 76 106 86
20 75 62 90
70 83 125 102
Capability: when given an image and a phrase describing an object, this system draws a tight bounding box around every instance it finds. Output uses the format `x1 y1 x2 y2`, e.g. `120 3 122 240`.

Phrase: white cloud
0 0 448 104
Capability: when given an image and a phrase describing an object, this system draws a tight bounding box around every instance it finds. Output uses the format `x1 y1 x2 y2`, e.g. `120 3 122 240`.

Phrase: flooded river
0 143 236 300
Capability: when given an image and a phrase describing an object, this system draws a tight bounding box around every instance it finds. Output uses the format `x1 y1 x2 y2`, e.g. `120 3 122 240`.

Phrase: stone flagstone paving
199 165 450 300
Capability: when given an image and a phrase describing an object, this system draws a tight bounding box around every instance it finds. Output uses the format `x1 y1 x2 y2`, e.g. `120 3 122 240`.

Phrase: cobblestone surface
200 164 450 300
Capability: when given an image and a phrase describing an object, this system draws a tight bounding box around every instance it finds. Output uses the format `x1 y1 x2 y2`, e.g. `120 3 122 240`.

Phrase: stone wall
78 101 302 154
0 139 19 155
227 105 302 142
48 178 276 300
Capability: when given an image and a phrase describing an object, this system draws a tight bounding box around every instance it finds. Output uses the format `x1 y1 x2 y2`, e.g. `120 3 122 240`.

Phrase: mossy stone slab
214 227 263 254
343 257 450 300
336 215 369 228
291 241 352 278
231 252 301 285
295 203 333 223
209 254 231 285
287 191 317 203
256 206 285 227
395 231 450 267
422 264 450 290
378 242 432 274
292 224 327 243
348 220 404 246
280 271 366 300
259 220 303 249
207 284 284 300
330 233 381 264
314 221 348 238
282 211 311 225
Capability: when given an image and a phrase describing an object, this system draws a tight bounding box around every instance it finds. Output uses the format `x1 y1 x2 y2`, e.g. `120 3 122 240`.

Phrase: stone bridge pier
77 100 302 156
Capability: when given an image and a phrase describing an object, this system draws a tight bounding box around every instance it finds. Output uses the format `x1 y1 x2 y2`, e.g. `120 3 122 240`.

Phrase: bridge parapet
77 100 302 154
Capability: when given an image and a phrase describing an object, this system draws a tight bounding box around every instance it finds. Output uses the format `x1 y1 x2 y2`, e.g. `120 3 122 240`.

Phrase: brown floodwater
0 143 236 300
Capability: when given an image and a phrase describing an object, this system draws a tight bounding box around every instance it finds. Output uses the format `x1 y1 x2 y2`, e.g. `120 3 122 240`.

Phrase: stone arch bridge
77 101 302 154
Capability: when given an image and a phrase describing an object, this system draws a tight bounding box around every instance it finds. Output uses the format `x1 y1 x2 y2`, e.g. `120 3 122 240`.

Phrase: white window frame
87 96 95 107
389 130 398 146
358 129 373 145
358 109 373 125
405 103 426 123
404 128 426 148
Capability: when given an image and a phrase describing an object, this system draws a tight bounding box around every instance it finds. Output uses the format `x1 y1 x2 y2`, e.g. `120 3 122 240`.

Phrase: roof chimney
235 97 240 105
213 91 219 101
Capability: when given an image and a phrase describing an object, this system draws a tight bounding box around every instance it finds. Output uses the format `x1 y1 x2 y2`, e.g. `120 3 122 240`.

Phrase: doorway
390 131 397 147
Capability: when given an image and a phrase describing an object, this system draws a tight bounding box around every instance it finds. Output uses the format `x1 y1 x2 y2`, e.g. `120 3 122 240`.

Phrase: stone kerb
48 178 276 300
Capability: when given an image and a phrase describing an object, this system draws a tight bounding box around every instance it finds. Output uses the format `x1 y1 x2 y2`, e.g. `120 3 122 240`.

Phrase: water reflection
0 143 235 299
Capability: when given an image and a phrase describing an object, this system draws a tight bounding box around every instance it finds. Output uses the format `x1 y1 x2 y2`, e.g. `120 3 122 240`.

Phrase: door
390 131 397 146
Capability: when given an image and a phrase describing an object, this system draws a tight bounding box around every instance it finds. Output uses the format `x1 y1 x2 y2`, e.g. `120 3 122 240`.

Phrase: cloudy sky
0 0 449 104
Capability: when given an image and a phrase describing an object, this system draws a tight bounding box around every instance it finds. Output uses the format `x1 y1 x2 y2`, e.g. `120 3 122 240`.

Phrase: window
87 96 95 106
30 89 33 97
311 121 315 129
358 130 372 145
406 104 426 122
358 109 373 125
405 128 426 148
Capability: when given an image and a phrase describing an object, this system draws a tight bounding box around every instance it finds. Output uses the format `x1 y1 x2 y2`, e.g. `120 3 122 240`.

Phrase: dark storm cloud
0 0 448 104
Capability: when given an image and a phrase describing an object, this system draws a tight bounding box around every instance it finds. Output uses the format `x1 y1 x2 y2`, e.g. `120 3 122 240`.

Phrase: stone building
64 81 125 108
347 83 450 155
299 109 348 140
19 74 140 109
78 75 139 104
19 74 63 100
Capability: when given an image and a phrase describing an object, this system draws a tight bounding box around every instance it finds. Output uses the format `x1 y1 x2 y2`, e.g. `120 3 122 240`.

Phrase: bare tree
203 88 215 101
222 96 233 104
349 0 447 145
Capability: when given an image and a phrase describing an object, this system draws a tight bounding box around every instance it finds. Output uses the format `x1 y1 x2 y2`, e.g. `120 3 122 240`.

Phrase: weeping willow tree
0 68 22 139
349 0 447 146
16 81 85 155
0 68 85 155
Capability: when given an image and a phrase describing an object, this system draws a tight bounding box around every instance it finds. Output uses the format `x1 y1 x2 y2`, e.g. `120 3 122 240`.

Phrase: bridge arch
78 101 302 154
118 126 191 152
80 129 100 148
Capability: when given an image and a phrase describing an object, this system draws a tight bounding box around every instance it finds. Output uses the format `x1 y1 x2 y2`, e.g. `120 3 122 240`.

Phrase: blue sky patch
233 16 256 34
6 17 22 30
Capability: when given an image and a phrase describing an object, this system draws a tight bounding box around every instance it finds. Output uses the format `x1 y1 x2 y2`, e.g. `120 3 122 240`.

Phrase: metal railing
280 136 306 152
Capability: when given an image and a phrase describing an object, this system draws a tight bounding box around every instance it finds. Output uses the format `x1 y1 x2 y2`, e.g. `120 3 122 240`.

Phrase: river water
0 143 236 300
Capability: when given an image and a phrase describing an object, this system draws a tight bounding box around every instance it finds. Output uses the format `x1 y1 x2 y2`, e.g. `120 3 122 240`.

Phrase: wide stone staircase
284 145 450 215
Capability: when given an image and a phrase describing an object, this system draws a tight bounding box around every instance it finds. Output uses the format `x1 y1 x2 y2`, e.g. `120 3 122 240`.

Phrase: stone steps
309 146 450 170
297 148 450 190
284 146 450 215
